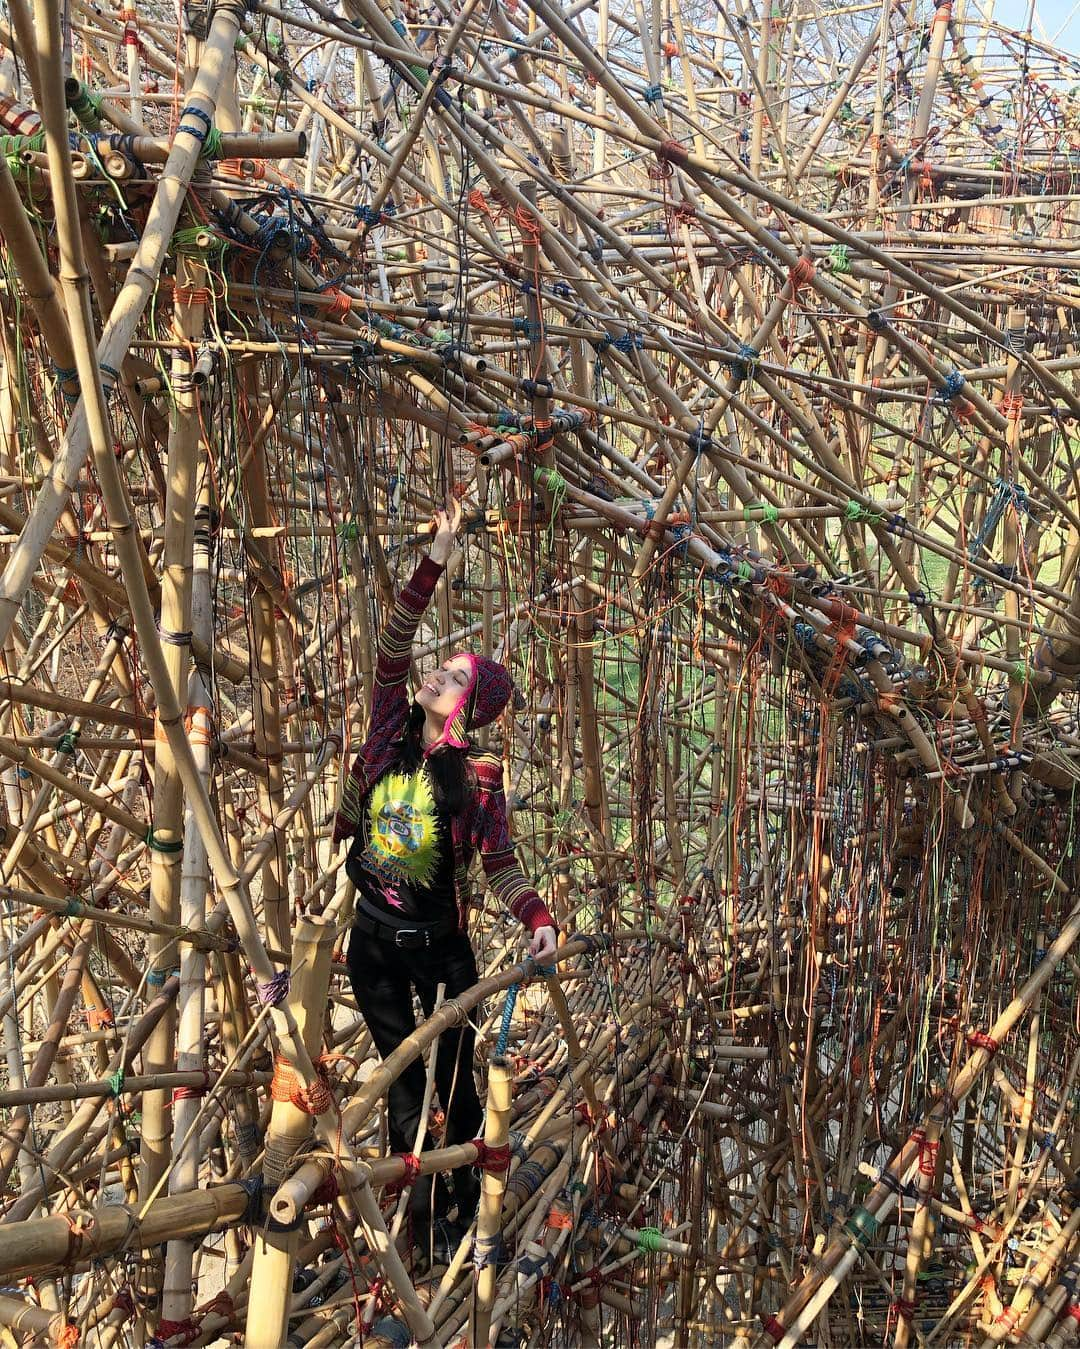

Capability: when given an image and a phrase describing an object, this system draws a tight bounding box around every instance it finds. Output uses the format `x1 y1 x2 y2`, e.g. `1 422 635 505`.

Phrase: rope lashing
56 730 80 756
999 391 1024 419
728 343 759 382
744 502 780 523
199 124 223 160
967 476 1030 561
177 105 212 147
966 1030 1000 1055
496 980 521 1057
842 1205 879 1253
612 331 645 354
936 369 966 402
787 256 816 294
657 139 689 165
270 1055 334 1114
844 500 886 524
255 969 290 1007
636 1227 664 1253
145 828 183 854
472 1139 511 1173
642 84 664 105
828 243 850 272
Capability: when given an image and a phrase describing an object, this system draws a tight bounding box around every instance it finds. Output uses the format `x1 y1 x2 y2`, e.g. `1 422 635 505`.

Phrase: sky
991 0 1080 54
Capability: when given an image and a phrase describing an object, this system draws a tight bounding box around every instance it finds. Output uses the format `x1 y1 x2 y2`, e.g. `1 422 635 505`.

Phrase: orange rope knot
63 1211 96 1265
87 1007 115 1030
787 256 816 296
640 516 667 542
999 392 1024 420
324 288 353 320
56 1326 80 1349
547 1205 574 1230
514 204 542 243
184 705 214 748
173 285 213 307
662 40 679 57
270 1054 335 1114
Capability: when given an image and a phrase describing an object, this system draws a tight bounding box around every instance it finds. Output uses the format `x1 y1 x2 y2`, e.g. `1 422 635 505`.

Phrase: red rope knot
112 1287 136 1320
312 1170 340 1205
640 516 667 543
994 1306 1019 1329
966 1030 1000 1056
547 1204 574 1230
657 140 689 167
1066 1304 1080 1325
195 1289 235 1321
172 1068 211 1105
915 1130 939 1178
467 191 490 216
472 1139 511 1174
999 392 1024 420
325 288 353 320
889 1298 917 1323
787 257 816 296
396 1151 423 1185
761 1314 786 1344
154 1317 199 1346
56 1325 80 1349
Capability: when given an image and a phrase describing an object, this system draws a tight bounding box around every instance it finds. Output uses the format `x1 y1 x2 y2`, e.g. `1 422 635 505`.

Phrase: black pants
347 926 483 1225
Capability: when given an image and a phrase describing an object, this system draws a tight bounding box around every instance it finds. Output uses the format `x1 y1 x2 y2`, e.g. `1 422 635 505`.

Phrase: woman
332 501 558 1261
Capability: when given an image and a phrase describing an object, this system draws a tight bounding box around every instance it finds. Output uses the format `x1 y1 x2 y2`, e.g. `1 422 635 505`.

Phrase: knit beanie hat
423 654 514 755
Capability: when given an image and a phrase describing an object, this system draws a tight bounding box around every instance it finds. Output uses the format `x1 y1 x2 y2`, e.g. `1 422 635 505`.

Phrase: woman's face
416 654 474 724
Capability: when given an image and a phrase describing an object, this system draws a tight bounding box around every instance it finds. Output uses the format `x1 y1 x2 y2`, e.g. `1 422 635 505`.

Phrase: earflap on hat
466 656 514 730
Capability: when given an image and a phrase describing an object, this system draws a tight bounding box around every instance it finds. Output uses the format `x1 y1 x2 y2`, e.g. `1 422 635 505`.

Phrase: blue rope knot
728 343 759 382
354 203 383 226
592 333 613 353
496 982 519 1058
612 331 645 354
938 369 966 402
642 84 664 105
178 105 212 146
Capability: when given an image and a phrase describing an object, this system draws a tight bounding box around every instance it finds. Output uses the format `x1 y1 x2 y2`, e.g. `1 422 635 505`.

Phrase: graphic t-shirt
348 764 457 923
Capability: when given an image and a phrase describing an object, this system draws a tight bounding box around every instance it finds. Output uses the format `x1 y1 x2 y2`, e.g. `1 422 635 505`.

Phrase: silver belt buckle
394 928 420 947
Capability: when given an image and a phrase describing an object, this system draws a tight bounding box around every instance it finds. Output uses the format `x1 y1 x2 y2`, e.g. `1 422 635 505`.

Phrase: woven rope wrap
270 1054 334 1115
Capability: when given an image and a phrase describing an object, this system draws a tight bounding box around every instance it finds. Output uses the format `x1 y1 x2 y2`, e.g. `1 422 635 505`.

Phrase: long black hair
391 701 474 814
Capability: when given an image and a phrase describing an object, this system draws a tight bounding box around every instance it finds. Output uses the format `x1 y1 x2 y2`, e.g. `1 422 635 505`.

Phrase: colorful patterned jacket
333 556 554 935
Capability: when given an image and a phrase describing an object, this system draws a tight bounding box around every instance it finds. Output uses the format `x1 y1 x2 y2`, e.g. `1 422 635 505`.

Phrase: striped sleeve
332 556 444 843
372 556 445 722
472 755 554 934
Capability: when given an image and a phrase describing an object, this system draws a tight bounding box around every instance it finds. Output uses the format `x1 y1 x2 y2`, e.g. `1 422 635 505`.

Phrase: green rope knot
64 898 82 918
829 243 850 273
145 828 183 855
56 730 80 756
199 124 223 160
107 1071 125 1098
68 82 104 131
737 560 754 581
533 465 567 496
743 502 779 524
1009 661 1027 685
171 226 228 256
339 520 360 541
843 1206 879 1253
637 1227 664 1253
844 500 884 524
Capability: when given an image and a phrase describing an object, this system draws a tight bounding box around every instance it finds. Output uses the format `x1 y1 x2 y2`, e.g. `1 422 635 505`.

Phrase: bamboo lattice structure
0 0 1076 1342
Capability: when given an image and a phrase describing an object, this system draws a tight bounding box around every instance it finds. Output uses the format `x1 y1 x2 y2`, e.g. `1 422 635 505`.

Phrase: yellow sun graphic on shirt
363 768 441 887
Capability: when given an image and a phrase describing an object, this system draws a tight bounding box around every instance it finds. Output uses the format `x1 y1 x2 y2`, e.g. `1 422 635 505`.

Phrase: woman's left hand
528 925 558 964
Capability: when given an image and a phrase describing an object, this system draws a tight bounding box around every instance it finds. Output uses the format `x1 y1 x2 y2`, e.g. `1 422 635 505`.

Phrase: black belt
353 903 456 951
